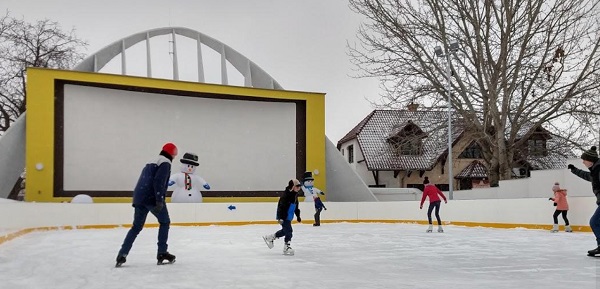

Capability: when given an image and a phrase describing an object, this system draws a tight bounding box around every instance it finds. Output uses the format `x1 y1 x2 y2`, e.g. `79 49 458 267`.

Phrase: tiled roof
455 160 488 179
336 111 375 147
338 110 571 172
514 121 552 139
526 138 576 170
354 110 463 170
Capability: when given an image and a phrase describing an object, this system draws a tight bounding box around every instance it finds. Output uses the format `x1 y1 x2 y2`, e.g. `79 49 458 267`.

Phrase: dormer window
398 139 422 155
528 139 547 156
387 121 427 156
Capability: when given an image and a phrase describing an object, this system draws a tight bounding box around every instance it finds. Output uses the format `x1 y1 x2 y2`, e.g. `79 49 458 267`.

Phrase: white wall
0 114 25 198
325 138 376 202
1 196 596 232
63 85 297 191
370 159 594 201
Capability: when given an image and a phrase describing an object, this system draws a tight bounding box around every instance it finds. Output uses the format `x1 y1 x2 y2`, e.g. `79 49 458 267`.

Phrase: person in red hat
115 142 178 267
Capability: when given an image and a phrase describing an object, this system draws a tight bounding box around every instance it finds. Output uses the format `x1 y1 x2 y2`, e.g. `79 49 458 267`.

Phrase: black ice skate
115 255 126 267
157 252 176 265
588 246 600 257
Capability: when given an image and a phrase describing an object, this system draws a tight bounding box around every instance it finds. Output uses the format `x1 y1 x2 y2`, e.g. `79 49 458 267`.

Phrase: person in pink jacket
420 177 448 232
549 182 572 232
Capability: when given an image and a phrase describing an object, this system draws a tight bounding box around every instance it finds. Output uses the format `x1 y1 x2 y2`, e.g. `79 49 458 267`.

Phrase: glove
277 219 284 225
444 200 448 204
568 164 575 170
319 192 325 195
297 216 302 223
420 205 423 209
152 201 164 214
203 183 211 190
548 198 553 201
167 180 175 186
553 202 557 206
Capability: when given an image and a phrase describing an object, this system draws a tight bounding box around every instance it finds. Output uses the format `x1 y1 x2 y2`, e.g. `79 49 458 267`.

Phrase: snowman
169 152 210 203
300 171 326 226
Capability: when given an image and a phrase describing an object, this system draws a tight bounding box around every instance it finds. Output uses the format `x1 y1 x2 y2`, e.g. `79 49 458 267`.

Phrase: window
341 148 345 156
528 139 546 156
399 139 422 155
387 121 425 156
348 145 354 163
459 141 483 159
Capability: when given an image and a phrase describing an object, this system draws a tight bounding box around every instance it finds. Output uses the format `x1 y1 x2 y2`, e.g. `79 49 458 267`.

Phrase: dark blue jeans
314 207 323 225
118 203 171 256
590 205 600 245
427 201 442 225
275 220 293 242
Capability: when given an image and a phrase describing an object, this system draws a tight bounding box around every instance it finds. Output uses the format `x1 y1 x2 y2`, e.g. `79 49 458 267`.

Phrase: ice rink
0 223 598 289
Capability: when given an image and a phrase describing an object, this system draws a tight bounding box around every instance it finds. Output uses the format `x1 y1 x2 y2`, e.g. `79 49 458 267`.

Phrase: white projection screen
61 84 298 197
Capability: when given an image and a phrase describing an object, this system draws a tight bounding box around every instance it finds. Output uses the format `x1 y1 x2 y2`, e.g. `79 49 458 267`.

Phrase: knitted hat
162 143 178 157
552 182 560 192
423 177 430 185
288 179 301 188
180 152 199 166
581 146 599 162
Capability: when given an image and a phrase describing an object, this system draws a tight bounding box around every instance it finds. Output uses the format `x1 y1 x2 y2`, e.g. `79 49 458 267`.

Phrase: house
336 105 570 190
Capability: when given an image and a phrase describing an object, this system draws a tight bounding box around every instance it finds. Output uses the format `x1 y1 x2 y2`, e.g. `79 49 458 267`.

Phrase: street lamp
434 40 459 200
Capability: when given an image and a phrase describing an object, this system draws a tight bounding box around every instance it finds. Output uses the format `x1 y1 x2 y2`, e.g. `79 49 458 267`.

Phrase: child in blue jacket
263 179 302 255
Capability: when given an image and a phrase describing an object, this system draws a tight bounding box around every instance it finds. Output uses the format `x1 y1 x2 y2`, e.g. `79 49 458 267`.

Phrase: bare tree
0 13 87 133
348 0 600 185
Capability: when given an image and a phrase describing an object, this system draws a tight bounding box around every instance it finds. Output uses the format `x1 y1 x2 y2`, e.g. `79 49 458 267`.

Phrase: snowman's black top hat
180 152 199 166
302 171 314 181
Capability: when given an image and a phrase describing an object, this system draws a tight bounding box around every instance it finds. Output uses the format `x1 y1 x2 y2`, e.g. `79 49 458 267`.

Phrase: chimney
407 102 419 112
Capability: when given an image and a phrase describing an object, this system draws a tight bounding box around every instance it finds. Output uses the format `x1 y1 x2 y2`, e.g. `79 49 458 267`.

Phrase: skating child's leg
561 210 569 226
314 207 323 226
433 202 442 225
426 204 434 224
552 210 560 225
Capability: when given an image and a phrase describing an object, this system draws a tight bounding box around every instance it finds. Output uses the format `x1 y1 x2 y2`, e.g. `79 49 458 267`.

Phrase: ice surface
0 223 597 289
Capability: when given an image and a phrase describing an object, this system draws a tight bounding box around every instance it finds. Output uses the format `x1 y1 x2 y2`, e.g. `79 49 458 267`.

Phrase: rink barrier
0 220 591 246
0 197 597 246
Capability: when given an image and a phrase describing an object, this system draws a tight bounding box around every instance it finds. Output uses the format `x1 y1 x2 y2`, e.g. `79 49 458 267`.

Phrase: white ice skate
551 224 559 233
283 242 294 256
263 234 275 249
437 225 444 233
426 224 433 233
565 225 573 232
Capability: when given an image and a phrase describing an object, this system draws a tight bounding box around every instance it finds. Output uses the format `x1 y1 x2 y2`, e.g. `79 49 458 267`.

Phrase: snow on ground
0 223 597 289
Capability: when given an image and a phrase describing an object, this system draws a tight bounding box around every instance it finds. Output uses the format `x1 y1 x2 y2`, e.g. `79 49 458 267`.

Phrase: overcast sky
4 0 383 143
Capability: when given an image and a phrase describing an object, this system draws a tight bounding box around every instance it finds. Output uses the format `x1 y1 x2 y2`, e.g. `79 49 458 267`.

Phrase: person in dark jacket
115 143 178 267
263 179 302 255
568 146 600 256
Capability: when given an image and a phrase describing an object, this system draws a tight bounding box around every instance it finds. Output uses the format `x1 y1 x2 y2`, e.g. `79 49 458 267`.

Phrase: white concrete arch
74 27 283 90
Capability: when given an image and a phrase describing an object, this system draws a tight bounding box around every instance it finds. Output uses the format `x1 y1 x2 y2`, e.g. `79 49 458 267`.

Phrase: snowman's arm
194 176 210 190
168 174 180 186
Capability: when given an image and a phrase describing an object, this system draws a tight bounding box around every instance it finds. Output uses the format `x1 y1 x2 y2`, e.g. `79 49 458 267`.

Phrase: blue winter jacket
132 154 172 206
276 187 300 221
